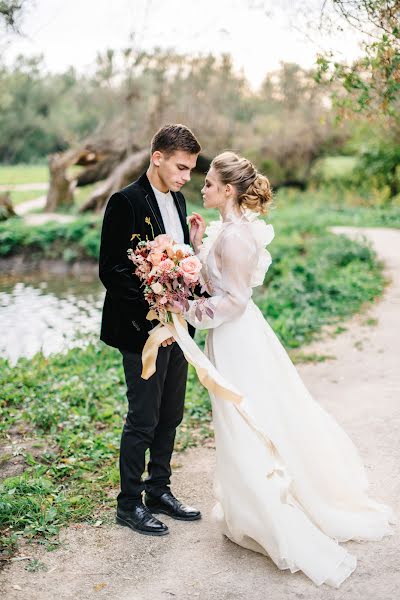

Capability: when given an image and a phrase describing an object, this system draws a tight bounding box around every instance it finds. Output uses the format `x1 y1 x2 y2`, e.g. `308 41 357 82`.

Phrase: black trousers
117 343 188 511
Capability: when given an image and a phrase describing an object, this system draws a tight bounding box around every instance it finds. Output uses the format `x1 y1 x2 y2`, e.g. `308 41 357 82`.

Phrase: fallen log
45 140 128 211
79 150 213 213
79 149 149 213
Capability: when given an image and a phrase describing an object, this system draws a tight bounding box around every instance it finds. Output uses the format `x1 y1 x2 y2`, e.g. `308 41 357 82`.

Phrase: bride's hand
188 212 206 251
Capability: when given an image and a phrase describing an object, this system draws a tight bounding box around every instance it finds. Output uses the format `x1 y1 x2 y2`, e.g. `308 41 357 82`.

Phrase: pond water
0 272 105 365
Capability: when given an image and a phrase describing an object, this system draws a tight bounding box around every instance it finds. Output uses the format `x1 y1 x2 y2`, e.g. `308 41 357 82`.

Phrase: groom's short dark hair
151 124 201 156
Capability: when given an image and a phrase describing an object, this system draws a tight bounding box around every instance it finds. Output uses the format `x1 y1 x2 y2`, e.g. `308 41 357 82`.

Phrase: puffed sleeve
183 224 258 329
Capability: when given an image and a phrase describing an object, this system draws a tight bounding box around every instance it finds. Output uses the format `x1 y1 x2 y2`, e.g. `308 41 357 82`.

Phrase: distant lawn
10 190 45 206
311 156 358 182
0 164 49 185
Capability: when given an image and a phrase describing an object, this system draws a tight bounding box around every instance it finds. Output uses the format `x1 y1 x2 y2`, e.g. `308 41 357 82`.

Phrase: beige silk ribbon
141 311 243 405
141 310 287 480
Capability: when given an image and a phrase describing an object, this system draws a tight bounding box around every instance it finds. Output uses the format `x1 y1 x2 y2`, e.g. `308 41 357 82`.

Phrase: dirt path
1 227 399 600
13 194 76 224
14 196 47 216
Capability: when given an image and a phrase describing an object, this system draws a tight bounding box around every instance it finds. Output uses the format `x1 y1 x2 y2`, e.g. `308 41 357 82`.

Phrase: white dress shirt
151 184 184 244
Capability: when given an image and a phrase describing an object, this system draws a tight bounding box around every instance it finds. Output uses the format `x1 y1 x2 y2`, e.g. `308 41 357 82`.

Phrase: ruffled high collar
222 207 260 223
198 209 275 288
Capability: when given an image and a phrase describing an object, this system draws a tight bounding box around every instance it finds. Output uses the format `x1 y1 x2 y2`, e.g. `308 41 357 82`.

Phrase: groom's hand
161 336 174 347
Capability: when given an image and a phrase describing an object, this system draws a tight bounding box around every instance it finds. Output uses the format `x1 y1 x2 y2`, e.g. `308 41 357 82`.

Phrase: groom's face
153 150 198 192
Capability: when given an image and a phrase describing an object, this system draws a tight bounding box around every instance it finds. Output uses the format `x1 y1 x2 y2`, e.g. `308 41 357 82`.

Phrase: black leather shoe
145 491 201 521
116 503 169 536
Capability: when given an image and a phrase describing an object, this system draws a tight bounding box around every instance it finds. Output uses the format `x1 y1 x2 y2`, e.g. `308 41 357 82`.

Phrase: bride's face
201 167 230 210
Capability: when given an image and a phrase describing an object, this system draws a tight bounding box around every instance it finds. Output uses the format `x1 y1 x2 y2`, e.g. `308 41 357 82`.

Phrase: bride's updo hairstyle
211 151 273 214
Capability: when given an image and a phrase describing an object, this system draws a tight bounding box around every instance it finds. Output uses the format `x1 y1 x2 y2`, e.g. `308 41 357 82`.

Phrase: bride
169 151 394 587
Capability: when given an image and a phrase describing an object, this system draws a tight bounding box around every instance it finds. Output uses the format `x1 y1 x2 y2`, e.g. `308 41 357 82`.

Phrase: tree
0 56 103 163
314 1 400 200
316 1 400 120
0 0 27 32
247 63 348 188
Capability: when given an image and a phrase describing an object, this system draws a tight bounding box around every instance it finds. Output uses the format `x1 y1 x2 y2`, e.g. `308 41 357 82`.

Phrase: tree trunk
45 152 76 211
0 192 16 221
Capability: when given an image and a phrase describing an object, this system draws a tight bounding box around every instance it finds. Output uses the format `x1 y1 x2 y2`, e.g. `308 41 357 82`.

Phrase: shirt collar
150 183 172 200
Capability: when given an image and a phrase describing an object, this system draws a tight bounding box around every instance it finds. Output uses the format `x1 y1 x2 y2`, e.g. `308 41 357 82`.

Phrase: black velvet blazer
99 172 196 352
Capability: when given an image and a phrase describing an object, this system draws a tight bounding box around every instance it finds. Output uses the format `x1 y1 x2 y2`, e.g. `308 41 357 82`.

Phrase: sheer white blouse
184 210 275 330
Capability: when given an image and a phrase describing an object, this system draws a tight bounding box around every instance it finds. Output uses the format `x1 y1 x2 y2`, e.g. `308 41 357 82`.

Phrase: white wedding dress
182 209 395 588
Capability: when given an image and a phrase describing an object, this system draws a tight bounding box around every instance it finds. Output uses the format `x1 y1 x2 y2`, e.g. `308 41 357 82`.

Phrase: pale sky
3 0 366 89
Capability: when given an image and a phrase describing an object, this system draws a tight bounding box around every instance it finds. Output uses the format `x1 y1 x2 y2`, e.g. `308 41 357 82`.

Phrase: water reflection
0 272 105 365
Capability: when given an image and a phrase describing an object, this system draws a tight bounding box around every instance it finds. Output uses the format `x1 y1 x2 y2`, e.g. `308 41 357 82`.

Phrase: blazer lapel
137 172 165 235
136 172 189 243
171 191 190 245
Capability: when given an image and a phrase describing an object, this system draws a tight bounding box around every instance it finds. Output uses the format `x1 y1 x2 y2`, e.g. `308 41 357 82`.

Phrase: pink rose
148 251 164 266
151 234 173 251
159 258 175 272
180 256 201 283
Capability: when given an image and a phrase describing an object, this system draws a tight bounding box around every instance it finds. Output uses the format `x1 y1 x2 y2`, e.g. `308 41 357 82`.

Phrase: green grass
259 230 383 347
9 190 45 206
289 351 336 364
270 188 400 228
0 164 49 185
0 344 210 556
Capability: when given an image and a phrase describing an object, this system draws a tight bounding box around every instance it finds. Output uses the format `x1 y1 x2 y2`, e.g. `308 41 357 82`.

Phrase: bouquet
127 233 213 324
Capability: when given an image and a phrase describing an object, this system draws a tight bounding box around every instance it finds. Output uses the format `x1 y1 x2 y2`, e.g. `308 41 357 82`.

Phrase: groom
99 124 202 536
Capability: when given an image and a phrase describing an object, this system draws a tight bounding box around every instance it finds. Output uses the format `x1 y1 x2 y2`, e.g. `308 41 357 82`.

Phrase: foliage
314 1 400 199
0 216 101 259
274 187 400 226
316 0 400 119
310 156 359 187
309 148 400 203
354 139 400 198
247 62 349 186
261 218 384 347
0 56 100 163
0 0 26 32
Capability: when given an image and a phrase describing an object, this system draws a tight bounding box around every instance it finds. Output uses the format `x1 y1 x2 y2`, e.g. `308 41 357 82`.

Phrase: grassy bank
0 216 100 261
0 345 209 558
